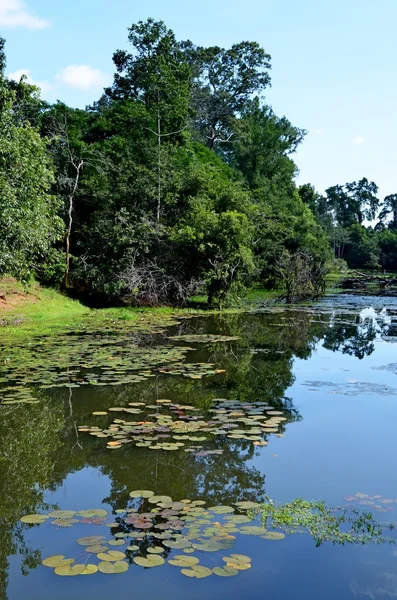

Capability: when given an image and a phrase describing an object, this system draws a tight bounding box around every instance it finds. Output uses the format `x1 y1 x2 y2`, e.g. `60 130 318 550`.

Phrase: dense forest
1 19 396 306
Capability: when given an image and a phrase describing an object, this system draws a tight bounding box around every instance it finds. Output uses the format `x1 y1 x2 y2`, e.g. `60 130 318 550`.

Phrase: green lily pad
261 532 285 540
77 536 106 546
78 509 108 518
97 551 126 562
148 495 173 504
54 564 86 576
20 514 48 524
181 565 212 578
147 546 164 554
42 555 66 568
129 490 154 498
168 556 200 567
213 566 238 577
98 560 129 574
239 526 268 536
80 564 99 575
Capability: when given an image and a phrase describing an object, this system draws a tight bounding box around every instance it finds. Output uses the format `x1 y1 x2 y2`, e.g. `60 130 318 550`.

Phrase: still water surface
2 295 397 599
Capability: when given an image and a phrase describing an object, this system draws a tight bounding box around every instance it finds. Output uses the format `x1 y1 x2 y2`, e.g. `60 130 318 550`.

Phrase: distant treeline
0 20 395 306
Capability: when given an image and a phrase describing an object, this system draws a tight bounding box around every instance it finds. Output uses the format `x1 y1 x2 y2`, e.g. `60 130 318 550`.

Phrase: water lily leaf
98 560 129 574
108 539 126 546
261 532 285 540
20 514 48 524
78 509 108 518
148 495 173 504
86 545 109 554
133 555 164 568
168 556 199 567
147 546 164 554
239 526 268 536
147 555 165 566
228 554 251 564
80 564 99 575
48 510 76 519
77 536 105 546
213 566 238 577
208 506 234 514
163 540 191 549
127 545 139 551
181 566 212 578
42 555 66 568
129 490 154 498
92 411 108 416
55 564 85 577
97 551 126 562
51 519 74 527
226 562 251 571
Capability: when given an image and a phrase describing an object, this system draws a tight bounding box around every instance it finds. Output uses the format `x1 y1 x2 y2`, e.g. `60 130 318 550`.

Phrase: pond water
2 295 397 599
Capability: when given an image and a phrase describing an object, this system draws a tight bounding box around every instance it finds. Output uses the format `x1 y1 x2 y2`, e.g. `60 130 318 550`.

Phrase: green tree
379 194 397 229
181 40 271 150
325 179 379 227
0 77 62 280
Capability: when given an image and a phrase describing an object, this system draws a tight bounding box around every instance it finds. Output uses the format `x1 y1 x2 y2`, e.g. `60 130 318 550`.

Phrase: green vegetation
257 497 394 547
0 21 396 308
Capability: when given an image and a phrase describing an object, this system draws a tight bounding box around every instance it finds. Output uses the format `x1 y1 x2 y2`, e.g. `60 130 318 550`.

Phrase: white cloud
8 68 53 93
55 65 110 92
352 135 365 145
0 0 49 29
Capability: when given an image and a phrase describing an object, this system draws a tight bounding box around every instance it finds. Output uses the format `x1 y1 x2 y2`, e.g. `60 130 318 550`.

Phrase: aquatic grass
255 497 395 547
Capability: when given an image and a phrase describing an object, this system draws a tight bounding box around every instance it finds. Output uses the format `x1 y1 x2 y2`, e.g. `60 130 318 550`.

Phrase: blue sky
1 0 396 199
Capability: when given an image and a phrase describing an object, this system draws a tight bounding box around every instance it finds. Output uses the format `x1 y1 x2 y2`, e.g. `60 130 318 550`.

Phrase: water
2 295 397 599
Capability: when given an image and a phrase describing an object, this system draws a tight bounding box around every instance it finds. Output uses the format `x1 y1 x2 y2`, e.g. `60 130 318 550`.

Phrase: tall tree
379 194 397 229
325 179 379 227
181 41 272 150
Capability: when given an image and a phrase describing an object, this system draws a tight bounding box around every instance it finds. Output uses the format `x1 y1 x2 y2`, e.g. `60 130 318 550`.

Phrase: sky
1 0 396 199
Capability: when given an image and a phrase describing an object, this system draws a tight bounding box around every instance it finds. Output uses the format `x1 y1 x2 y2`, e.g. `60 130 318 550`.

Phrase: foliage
4 23 397 302
276 249 328 303
257 497 394 547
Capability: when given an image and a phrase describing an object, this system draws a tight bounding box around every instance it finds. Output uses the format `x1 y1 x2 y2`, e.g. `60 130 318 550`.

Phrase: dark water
2 295 397 599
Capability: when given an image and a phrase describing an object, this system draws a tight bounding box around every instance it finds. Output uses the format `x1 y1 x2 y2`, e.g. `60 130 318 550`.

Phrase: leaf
20 514 48 524
48 510 76 519
98 560 129 574
261 532 285 540
77 509 108 518
147 546 164 554
77 535 106 546
181 566 212 578
97 551 126 562
213 566 238 577
129 490 154 498
42 555 66 568
80 564 99 575
168 556 199 567
148 495 173 504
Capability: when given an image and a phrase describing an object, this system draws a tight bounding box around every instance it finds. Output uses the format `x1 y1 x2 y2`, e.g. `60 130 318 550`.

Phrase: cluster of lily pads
21 491 284 579
0 329 230 405
344 493 397 512
79 398 287 451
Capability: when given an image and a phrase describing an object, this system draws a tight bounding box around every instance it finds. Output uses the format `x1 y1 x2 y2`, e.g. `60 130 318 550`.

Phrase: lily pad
42 555 66 568
129 490 154 498
98 560 129 574
213 566 238 577
181 565 212 578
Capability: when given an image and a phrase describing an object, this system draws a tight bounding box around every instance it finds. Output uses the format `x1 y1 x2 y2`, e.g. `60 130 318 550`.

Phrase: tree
107 19 191 134
325 179 379 227
181 41 271 150
0 81 62 280
379 194 397 229
232 99 305 187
